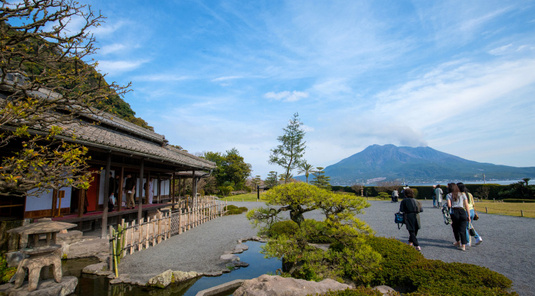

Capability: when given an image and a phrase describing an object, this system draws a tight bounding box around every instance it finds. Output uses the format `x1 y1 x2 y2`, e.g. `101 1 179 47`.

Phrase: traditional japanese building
1 87 216 233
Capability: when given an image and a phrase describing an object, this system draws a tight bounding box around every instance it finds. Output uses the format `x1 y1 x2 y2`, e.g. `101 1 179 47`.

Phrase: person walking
432 185 437 207
392 189 399 202
446 183 471 251
399 188 423 251
125 174 136 209
458 183 483 246
435 184 444 208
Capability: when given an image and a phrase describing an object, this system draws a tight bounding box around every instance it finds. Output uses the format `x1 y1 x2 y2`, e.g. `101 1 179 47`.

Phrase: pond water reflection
68 241 280 296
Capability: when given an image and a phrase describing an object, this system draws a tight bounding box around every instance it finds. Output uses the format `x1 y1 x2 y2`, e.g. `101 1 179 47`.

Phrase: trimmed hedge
502 199 535 203
224 205 248 215
333 184 511 200
324 287 385 296
364 236 516 295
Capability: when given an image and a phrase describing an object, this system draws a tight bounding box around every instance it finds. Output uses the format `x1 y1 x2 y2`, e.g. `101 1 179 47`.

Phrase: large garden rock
172 270 200 282
233 274 351 296
147 269 174 288
82 262 113 276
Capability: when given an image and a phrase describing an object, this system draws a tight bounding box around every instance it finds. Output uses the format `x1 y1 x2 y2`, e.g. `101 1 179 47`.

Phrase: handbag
473 212 479 220
469 223 476 236
395 212 404 229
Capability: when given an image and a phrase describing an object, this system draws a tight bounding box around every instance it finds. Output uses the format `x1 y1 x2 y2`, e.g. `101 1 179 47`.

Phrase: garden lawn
475 201 535 218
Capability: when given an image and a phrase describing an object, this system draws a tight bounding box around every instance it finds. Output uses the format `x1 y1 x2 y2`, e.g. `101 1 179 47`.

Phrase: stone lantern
7 220 77 292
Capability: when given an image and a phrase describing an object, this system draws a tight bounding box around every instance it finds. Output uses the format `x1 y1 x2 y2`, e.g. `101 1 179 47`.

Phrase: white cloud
212 76 242 82
91 20 127 37
264 91 309 102
99 43 127 55
97 59 150 74
133 74 190 82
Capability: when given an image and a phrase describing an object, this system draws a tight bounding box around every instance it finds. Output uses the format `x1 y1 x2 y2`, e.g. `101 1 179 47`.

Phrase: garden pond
63 241 280 296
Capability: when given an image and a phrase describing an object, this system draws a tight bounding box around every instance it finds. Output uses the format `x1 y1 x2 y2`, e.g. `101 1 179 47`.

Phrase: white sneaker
475 237 483 245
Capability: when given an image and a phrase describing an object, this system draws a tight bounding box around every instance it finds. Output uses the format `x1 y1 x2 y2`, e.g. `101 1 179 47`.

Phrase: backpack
394 212 404 229
441 204 452 225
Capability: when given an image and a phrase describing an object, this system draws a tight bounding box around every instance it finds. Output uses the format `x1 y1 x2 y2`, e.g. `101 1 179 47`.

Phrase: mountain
309 144 535 185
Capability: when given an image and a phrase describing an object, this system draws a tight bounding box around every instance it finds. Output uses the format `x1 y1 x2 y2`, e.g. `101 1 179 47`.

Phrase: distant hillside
305 144 535 185
4 22 152 131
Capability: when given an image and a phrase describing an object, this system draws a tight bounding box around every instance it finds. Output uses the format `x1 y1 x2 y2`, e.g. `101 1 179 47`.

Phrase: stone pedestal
0 276 78 296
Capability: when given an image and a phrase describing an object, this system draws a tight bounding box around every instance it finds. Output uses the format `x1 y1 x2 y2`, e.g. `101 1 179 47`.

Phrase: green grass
219 192 267 202
476 200 535 218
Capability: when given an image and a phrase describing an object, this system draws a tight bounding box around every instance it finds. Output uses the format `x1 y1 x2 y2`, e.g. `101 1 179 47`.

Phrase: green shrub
404 260 515 295
377 192 390 200
224 205 248 215
0 254 16 284
366 236 424 288
268 220 299 238
301 219 335 243
323 287 387 296
365 236 516 295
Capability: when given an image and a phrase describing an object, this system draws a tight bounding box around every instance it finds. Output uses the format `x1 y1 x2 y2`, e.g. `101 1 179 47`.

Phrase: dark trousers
451 207 469 245
408 229 419 246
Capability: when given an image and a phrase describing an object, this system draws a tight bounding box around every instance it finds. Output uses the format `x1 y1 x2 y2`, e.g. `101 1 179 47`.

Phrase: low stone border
195 279 245 296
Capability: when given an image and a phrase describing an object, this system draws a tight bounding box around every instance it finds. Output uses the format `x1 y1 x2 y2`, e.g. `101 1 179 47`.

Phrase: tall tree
264 171 278 189
269 113 306 184
202 149 251 193
298 161 315 184
311 167 331 191
0 0 129 197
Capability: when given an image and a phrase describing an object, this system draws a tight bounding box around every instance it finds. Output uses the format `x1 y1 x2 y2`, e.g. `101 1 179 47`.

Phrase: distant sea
395 180 520 186
336 180 522 187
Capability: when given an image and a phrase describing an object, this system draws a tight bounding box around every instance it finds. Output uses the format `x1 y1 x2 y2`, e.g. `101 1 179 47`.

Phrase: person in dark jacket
399 188 423 251
108 172 116 211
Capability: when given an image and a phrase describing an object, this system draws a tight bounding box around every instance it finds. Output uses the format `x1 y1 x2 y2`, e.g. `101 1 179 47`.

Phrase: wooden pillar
118 167 124 212
144 171 151 204
192 170 197 205
137 159 144 223
157 175 161 203
170 174 174 210
101 154 112 238
77 189 84 218
51 189 58 217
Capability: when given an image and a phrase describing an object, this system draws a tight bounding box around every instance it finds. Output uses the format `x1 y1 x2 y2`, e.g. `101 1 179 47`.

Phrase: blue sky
79 0 534 179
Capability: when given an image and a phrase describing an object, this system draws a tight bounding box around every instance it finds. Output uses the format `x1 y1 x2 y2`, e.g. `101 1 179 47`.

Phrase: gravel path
118 200 534 295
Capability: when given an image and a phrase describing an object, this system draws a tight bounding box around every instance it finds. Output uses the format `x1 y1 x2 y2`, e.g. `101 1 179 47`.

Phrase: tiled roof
1 84 215 171
61 120 215 171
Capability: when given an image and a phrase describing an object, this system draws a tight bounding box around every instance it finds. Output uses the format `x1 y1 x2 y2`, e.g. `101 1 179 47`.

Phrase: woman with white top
446 183 471 251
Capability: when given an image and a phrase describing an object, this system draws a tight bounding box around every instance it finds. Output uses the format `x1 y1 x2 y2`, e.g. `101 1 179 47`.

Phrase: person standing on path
399 188 424 251
435 184 444 208
446 183 471 251
392 189 399 202
457 183 483 246
432 185 437 207
125 174 136 209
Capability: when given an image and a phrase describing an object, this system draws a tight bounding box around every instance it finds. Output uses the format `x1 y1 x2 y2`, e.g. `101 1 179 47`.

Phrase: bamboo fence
109 196 227 273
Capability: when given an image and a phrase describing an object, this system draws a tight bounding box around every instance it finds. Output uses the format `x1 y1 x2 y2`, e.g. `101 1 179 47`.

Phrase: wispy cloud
264 91 309 102
133 74 190 82
97 59 150 74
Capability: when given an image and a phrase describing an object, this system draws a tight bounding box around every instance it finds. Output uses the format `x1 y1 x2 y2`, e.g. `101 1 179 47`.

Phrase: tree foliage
202 148 251 195
298 161 314 184
311 167 331 191
0 0 131 196
247 182 380 283
264 171 278 189
269 113 306 184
